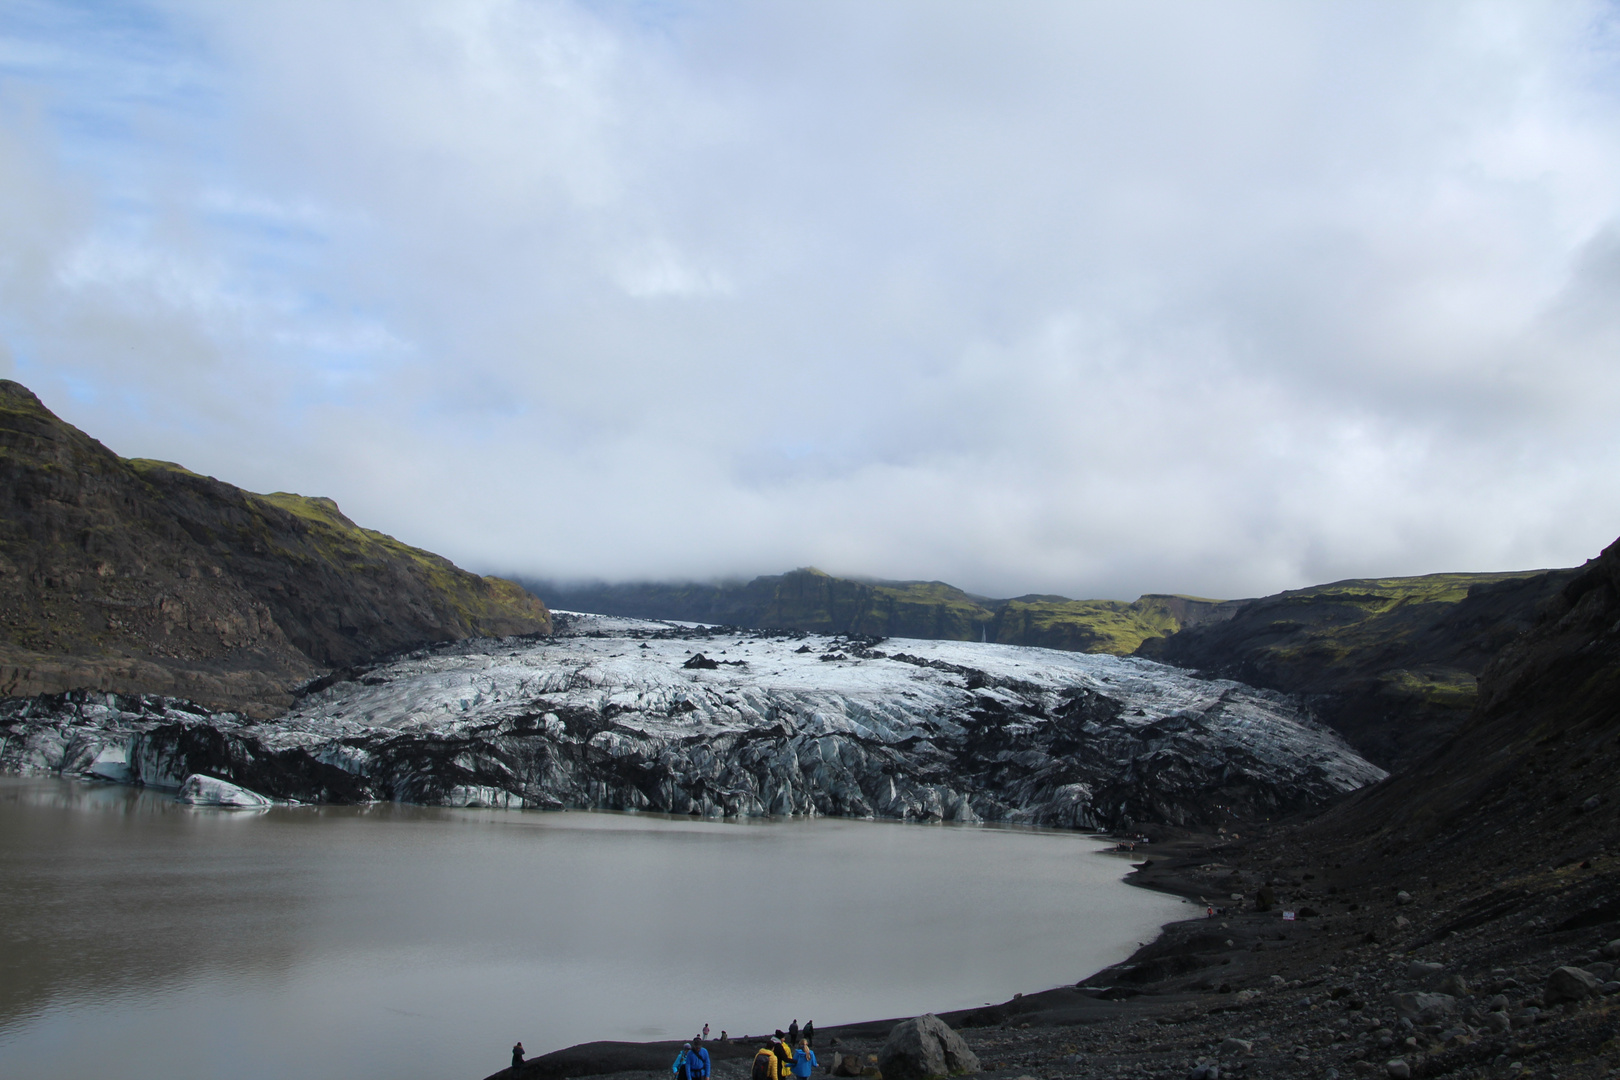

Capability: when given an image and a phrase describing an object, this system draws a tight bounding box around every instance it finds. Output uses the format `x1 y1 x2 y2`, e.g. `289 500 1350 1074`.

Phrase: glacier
0 613 1386 829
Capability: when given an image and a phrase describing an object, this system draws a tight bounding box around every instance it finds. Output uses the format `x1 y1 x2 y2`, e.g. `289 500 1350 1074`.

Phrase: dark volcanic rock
877 1015 979 1080
1545 966 1600 1004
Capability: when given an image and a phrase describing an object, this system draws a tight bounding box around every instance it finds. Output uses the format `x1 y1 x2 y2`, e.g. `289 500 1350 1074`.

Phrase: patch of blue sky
0 0 230 232
731 439 864 489
50 368 99 405
2 322 46 380
198 190 331 249
0 4 384 415
0 1 221 119
4 348 168 444
179 187 339 314
580 0 697 37
1576 1 1620 97
0 2 226 233
267 303 411 403
408 374 533 430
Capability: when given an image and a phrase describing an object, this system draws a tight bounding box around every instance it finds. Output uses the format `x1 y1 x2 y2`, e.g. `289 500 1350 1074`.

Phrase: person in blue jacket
684 1037 712 1080
790 1038 817 1080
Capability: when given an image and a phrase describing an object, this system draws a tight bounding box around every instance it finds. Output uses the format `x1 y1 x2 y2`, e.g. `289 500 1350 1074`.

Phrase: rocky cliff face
0 381 549 714
1135 570 1574 768
0 614 1384 829
1312 536 1620 858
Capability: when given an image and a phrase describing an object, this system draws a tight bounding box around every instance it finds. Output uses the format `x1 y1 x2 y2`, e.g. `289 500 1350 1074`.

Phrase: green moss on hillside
537 569 1238 655
995 595 1213 655
127 458 210 481
1377 667 1478 710
1286 572 1543 605
239 489 550 638
1140 568 1575 766
1222 573 1549 685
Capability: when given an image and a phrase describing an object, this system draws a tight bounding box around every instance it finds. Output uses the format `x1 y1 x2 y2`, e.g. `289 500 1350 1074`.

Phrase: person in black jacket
802 1022 814 1047
512 1042 525 1073
788 1020 799 1046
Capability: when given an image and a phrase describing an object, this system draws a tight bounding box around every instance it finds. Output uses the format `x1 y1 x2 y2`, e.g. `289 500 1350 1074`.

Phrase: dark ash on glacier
0 613 1385 829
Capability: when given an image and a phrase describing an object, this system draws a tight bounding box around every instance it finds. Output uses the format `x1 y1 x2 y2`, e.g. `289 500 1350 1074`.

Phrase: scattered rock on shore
1545 965 1600 1004
877 1015 980 1080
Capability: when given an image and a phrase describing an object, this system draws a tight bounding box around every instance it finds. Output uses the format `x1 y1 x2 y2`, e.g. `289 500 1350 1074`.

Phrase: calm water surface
0 777 1188 1080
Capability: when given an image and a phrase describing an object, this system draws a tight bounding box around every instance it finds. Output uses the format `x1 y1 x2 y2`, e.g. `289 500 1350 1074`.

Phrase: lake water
0 777 1189 1080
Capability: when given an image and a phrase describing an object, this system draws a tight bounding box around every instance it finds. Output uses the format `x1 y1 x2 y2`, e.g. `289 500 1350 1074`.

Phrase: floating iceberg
176 774 272 808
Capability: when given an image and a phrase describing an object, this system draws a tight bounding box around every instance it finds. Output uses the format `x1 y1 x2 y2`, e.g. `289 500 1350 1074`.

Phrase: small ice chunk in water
177 774 271 808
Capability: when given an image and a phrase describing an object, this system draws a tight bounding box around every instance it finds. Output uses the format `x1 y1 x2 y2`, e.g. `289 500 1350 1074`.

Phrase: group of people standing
510 1019 817 1079
749 1020 815 1080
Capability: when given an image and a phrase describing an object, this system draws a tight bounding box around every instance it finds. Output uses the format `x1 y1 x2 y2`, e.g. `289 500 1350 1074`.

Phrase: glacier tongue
0 613 1386 829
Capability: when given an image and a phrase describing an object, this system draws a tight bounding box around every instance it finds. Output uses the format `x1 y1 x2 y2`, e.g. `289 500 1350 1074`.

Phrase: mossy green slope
0 381 549 714
1137 569 1577 767
535 570 1237 655
993 592 1238 654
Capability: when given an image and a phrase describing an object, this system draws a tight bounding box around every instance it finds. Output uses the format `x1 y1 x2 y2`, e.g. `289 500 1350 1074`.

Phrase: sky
2 0 1620 601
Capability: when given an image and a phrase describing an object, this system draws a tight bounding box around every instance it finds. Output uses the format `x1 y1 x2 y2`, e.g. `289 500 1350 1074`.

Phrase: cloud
2 0 1620 599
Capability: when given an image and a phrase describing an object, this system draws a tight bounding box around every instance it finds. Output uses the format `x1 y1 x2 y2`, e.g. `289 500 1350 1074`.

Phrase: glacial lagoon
0 776 1189 1080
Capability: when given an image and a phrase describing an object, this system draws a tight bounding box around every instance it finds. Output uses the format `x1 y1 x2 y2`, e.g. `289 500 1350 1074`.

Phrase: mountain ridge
0 380 550 715
1138 568 1576 766
527 568 1244 654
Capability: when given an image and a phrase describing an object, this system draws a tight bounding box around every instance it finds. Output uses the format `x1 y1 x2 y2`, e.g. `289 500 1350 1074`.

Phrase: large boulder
830 1052 869 1077
877 1015 980 1080
1391 992 1457 1024
1544 966 1600 1004
1406 961 1445 985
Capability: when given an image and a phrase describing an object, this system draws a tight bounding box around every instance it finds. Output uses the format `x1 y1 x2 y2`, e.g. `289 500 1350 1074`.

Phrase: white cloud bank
2 0 1620 600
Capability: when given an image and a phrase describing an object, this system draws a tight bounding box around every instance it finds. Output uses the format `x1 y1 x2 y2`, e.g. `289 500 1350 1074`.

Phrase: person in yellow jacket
752 1040 785 1080
773 1034 794 1072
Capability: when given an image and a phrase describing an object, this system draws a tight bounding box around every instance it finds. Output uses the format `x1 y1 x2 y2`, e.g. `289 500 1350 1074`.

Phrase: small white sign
1282 910 1296 921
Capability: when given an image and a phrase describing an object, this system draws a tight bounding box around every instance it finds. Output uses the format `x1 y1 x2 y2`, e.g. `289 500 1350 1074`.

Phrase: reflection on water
0 777 1187 1080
